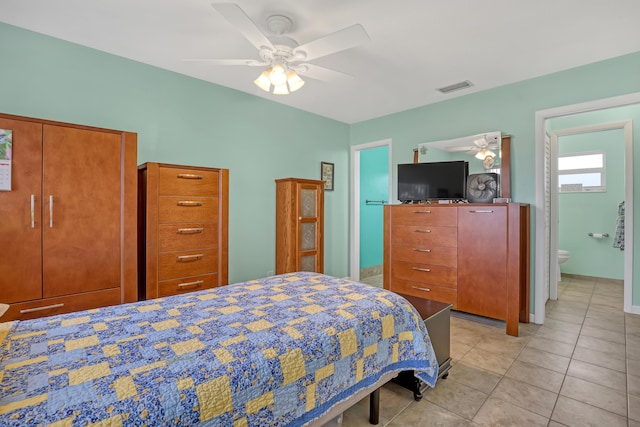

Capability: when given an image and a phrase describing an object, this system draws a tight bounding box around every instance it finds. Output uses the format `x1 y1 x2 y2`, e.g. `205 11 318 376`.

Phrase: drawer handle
178 227 204 234
412 267 431 272
20 303 64 314
177 201 203 207
412 210 432 214
177 173 203 180
411 286 431 292
412 248 431 253
469 210 494 213
177 254 204 262
414 229 431 233
178 280 204 288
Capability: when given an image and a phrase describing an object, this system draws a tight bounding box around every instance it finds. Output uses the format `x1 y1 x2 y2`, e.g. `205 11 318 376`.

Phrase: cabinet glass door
298 184 323 273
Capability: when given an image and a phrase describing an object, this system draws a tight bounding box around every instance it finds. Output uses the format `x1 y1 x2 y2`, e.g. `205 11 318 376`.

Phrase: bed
0 272 439 426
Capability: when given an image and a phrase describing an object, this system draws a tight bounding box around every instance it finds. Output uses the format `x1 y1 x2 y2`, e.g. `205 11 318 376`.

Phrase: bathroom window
558 151 606 193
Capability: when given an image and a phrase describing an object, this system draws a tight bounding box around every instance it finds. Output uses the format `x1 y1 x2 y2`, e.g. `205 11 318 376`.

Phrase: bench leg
369 388 380 425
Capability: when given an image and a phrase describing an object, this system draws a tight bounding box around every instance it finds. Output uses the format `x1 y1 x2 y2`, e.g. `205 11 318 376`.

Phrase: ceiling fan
187 2 370 94
444 132 501 158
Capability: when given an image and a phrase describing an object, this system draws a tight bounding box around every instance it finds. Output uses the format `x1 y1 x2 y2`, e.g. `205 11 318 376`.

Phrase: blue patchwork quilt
0 272 439 426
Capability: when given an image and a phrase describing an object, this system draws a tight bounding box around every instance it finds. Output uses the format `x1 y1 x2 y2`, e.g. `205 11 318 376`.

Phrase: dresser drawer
391 225 457 247
157 273 219 297
158 196 218 223
391 206 457 226
159 167 219 196
391 260 457 288
392 245 457 267
158 248 217 280
0 288 121 321
390 278 457 307
158 223 217 252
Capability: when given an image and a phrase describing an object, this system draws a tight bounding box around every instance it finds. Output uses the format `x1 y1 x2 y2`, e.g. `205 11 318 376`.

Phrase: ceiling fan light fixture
254 67 273 92
269 64 287 86
272 83 289 95
475 149 496 160
286 70 305 92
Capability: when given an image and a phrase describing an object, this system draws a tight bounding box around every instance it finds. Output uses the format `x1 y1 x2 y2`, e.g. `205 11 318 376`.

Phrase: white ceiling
2 0 640 123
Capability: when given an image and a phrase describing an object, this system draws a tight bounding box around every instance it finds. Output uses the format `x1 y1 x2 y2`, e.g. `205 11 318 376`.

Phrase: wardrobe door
298 182 324 273
42 125 122 297
0 118 43 303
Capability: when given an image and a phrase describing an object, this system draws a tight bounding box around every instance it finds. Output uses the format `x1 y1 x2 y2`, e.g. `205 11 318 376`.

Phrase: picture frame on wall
321 161 334 191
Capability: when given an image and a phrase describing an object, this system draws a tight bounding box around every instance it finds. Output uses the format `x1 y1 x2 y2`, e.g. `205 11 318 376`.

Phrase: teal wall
556 130 625 279
350 51 640 312
0 23 351 283
359 146 388 268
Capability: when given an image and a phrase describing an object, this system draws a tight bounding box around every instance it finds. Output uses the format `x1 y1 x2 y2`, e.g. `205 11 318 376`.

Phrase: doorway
349 139 392 281
534 92 640 324
548 122 630 302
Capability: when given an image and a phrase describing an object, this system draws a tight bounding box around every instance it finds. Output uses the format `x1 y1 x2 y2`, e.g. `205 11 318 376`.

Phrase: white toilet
557 249 571 281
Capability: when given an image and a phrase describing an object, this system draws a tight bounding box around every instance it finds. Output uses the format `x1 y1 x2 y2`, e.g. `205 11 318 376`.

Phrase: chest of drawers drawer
391 206 457 226
157 273 219 297
391 260 456 288
391 225 457 247
158 196 218 223
390 278 457 307
158 223 217 251
158 248 217 280
391 245 457 267
159 167 219 196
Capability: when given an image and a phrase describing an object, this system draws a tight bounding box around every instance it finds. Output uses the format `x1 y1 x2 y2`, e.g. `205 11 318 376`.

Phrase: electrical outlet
267 270 274 276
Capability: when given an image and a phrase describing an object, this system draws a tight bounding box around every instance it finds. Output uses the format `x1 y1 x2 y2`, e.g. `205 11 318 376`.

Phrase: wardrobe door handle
177 201 203 207
30 195 35 228
49 195 53 228
412 248 431 253
412 267 431 272
177 173 203 180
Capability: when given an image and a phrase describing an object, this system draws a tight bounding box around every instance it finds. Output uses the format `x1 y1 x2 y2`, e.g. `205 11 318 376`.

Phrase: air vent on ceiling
437 80 474 94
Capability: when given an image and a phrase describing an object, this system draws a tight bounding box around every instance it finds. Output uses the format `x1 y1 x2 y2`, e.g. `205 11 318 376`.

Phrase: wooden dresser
384 203 530 336
138 163 229 299
275 178 324 274
0 113 137 321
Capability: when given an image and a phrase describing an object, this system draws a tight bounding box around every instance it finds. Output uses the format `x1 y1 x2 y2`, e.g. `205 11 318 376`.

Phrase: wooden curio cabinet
275 178 324 274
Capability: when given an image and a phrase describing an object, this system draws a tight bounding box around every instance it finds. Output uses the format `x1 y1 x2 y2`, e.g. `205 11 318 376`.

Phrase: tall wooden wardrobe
0 113 138 321
275 178 324 274
138 163 229 299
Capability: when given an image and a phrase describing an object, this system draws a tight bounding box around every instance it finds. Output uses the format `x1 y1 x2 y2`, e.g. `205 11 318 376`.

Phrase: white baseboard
628 305 640 315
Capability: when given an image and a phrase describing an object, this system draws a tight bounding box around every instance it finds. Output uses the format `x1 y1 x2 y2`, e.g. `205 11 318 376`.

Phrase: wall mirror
416 132 511 199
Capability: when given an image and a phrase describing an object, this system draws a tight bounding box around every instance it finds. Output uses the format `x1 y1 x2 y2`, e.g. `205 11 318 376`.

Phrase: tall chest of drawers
138 163 229 299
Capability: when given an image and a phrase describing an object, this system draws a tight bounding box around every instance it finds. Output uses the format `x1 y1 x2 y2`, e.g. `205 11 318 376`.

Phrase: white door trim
349 139 392 281
534 92 640 323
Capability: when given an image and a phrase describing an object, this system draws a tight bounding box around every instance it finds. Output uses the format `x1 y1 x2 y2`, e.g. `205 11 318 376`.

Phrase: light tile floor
347 275 640 426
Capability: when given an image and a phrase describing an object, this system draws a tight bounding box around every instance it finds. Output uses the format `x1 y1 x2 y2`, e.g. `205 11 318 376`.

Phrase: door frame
350 139 392 281
534 92 640 323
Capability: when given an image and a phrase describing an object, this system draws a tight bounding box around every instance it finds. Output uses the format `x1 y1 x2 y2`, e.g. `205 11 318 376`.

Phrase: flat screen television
397 161 468 202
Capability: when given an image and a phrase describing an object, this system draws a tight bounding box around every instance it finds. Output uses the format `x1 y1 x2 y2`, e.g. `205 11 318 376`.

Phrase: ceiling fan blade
445 146 475 152
182 58 268 66
297 63 353 82
211 3 275 51
293 24 369 61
